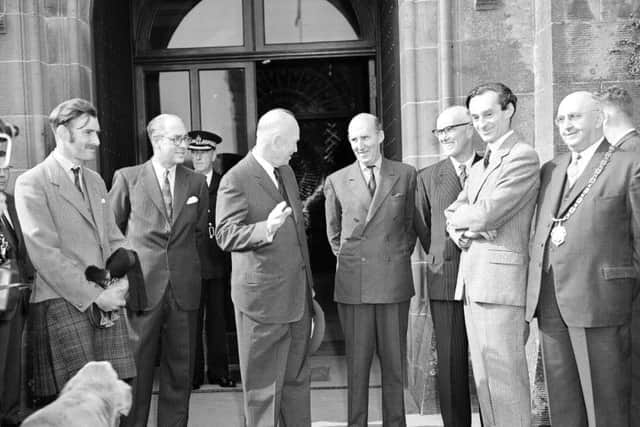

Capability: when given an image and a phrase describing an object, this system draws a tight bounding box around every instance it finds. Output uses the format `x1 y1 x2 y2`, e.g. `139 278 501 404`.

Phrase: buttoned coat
445 132 540 306
415 155 481 301
109 161 209 311
200 171 229 280
215 153 313 324
526 140 640 326
324 158 417 304
15 154 128 310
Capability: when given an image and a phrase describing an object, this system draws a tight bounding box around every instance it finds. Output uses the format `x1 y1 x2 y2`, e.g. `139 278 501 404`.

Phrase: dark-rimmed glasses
432 122 471 138
161 134 191 146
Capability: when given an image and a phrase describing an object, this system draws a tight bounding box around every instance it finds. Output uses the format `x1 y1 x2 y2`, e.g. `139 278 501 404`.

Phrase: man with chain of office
526 91 640 426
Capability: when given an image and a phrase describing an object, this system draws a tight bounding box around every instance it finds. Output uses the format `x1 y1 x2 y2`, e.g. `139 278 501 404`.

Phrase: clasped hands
94 276 129 312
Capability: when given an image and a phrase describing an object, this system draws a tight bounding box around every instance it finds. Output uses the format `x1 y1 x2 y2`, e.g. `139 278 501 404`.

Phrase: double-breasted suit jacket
324 158 417 304
110 161 209 311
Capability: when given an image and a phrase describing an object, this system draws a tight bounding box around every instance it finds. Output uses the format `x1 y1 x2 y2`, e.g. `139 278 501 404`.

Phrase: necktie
367 165 376 196
71 167 83 198
161 169 173 221
483 149 491 168
566 153 582 188
458 164 468 187
273 168 289 204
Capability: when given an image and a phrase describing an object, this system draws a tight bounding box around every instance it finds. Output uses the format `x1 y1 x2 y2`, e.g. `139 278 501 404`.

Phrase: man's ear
54 125 70 142
505 103 515 120
377 130 385 145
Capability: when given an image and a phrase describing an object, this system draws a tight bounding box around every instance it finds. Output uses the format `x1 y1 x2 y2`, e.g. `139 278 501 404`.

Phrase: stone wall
0 0 94 182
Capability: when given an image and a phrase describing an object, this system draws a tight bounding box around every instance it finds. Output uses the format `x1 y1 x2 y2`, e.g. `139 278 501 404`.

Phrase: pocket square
186 196 199 205
100 198 106 204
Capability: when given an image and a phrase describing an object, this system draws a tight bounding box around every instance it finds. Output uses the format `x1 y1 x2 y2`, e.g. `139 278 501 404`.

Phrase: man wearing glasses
527 91 640 426
110 114 209 427
415 105 481 427
445 83 539 427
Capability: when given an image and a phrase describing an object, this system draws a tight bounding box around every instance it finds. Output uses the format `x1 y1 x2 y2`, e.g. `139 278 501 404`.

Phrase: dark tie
161 169 173 221
458 164 468 187
71 167 83 198
483 149 491 168
367 165 376 196
273 168 289 204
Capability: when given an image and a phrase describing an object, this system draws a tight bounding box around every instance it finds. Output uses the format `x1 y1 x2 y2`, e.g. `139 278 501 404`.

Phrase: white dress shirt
151 157 176 197
358 156 382 187
53 149 84 191
486 129 515 154
567 137 603 187
450 155 475 180
252 149 279 188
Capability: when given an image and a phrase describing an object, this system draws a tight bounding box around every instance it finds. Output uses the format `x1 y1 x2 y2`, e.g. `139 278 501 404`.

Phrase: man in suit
14 98 135 404
110 114 209 427
445 83 539 427
527 91 640 426
596 86 640 425
324 113 416 427
215 108 314 426
415 106 481 427
187 130 235 389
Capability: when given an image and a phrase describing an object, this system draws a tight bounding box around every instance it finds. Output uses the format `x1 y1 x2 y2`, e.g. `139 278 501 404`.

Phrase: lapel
83 171 105 242
541 155 571 220
171 166 189 224
557 140 611 216
437 159 462 197
141 161 170 222
45 155 96 228
345 162 372 214
2 195 18 253
366 158 400 224
248 153 282 204
280 166 302 224
470 133 519 203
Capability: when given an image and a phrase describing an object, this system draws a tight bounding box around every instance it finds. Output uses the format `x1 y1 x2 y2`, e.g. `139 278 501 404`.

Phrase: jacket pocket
602 265 637 280
487 249 525 265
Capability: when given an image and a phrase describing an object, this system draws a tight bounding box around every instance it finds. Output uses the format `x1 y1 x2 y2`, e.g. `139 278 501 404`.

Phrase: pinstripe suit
445 132 539 427
415 155 481 427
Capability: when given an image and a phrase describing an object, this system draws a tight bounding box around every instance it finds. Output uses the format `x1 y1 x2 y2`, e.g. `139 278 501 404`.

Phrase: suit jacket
200 171 230 280
415 155 481 301
445 132 540 307
526 141 640 327
14 154 128 310
215 153 313 323
2 193 35 283
617 129 640 152
109 161 209 311
324 158 417 304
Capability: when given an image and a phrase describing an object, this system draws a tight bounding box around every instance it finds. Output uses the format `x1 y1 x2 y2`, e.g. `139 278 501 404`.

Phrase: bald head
255 108 300 167
348 113 383 167
556 91 604 152
147 114 188 168
434 106 474 161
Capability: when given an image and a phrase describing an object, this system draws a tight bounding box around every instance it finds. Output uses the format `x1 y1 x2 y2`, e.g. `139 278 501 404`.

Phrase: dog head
22 361 132 427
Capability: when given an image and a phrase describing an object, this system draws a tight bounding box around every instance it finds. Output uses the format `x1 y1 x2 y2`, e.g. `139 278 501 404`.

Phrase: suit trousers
338 301 409 427
194 277 230 384
430 299 473 427
235 295 311 427
538 268 629 427
0 291 28 425
463 299 530 427
631 290 640 426
124 285 198 427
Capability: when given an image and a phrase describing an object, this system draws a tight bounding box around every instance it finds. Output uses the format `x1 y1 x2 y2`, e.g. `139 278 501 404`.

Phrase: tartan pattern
26 298 135 397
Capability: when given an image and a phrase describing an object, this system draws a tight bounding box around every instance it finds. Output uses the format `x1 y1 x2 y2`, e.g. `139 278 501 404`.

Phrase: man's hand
463 230 497 241
266 201 292 237
94 282 127 312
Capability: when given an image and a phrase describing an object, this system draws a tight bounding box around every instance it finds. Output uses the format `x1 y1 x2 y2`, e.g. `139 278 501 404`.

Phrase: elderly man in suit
595 86 640 425
415 106 481 427
216 108 314 427
445 83 539 427
14 98 135 404
527 91 640 426
110 114 208 427
187 130 235 389
324 113 416 427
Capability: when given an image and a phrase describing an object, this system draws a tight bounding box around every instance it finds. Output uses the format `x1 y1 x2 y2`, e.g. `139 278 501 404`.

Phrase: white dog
21 361 132 427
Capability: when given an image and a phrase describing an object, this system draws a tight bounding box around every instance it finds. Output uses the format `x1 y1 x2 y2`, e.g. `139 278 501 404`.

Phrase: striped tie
161 169 173 221
367 165 376 196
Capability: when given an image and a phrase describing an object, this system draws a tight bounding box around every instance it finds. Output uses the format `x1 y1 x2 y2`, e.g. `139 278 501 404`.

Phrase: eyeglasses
554 110 601 127
161 134 190 146
431 122 471 138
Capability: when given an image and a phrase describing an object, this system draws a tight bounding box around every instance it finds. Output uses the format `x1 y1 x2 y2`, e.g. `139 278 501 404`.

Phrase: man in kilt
14 98 135 405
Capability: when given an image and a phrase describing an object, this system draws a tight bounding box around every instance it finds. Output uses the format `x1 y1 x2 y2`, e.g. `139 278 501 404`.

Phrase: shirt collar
151 157 176 178
358 155 382 174
486 129 514 153
252 148 275 175
449 154 475 173
572 137 603 162
52 148 81 172
613 128 637 146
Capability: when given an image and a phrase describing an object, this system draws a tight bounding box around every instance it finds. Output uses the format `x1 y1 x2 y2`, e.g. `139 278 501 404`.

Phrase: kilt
26 298 136 398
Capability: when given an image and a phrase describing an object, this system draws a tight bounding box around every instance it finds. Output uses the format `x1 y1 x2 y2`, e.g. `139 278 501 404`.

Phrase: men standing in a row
187 130 235 389
216 109 313 426
527 91 640 426
15 98 135 404
445 83 539 427
110 114 209 427
324 113 417 427
415 106 481 427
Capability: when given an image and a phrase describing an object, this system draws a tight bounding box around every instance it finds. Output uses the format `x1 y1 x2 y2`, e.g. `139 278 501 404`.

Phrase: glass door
135 62 256 161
